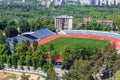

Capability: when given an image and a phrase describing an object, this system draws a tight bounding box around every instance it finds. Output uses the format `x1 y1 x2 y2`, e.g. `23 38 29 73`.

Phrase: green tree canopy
4 26 18 37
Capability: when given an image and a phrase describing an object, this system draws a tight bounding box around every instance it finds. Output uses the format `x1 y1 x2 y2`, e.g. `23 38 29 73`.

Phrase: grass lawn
43 37 110 53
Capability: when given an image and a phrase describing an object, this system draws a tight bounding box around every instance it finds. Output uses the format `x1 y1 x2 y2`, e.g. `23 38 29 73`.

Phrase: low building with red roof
84 18 91 24
96 20 113 27
45 52 62 65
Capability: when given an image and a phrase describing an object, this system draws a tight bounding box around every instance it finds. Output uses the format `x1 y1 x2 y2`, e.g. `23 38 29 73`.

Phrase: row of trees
78 21 116 31
0 18 54 38
0 40 56 74
62 43 120 80
1 4 120 32
0 33 120 80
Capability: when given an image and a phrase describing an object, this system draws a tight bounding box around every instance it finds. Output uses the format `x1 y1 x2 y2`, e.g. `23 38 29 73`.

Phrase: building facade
95 0 120 6
55 15 73 32
84 18 91 24
80 0 91 5
96 20 114 27
41 0 51 7
54 0 63 6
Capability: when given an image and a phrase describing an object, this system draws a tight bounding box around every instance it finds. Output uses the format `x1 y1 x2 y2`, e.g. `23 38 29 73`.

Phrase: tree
62 47 73 70
33 45 46 68
0 44 11 55
21 73 30 80
15 41 28 56
32 57 38 70
26 56 32 70
25 40 30 46
49 44 54 51
46 70 59 80
63 59 91 80
115 70 120 80
42 62 53 73
12 54 18 68
0 35 5 44
18 19 30 33
0 55 4 69
32 41 38 51
18 55 25 70
50 51 58 63
7 19 16 26
13 38 18 47
4 26 18 37
114 15 120 31
0 19 7 30
7 56 12 68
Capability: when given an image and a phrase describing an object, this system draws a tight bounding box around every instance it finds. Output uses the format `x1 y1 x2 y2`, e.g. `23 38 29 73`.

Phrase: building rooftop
96 20 114 23
56 15 73 19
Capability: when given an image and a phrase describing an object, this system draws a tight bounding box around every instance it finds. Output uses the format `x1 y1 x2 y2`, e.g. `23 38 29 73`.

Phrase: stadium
6 29 120 52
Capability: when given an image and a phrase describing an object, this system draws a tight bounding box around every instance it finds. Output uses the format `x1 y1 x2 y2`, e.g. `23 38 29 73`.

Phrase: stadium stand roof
6 28 56 51
58 30 120 40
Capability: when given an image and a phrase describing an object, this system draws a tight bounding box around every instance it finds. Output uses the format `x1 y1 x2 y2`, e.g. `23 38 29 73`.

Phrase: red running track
38 34 120 50
38 34 63 45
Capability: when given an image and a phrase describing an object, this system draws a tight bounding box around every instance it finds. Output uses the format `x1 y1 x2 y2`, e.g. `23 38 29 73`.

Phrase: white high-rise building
80 0 91 5
108 0 115 6
54 0 63 6
22 0 25 3
41 0 51 7
99 0 107 6
95 0 120 6
116 0 120 5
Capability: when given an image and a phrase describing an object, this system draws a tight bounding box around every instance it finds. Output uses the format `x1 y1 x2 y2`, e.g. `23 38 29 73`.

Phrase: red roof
55 56 62 62
45 52 62 63
84 18 91 24
45 52 51 61
96 20 113 23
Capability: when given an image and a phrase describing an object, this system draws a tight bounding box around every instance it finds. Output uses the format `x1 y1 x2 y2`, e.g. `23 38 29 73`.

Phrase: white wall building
116 0 120 5
80 0 91 5
96 0 120 6
54 0 63 6
41 0 51 7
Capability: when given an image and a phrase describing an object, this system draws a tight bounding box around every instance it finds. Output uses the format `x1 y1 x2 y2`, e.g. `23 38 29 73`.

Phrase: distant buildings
1 0 120 6
55 15 73 32
84 18 91 24
80 0 91 5
41 0 51 7
65 0 120 6
96 20 114 27
54 0 63 6
83 18 114 27
95 0 120 6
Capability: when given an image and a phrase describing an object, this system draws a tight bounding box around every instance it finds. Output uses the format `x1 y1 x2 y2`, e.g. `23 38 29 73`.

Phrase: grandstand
6 28 56 51
58 30 120 39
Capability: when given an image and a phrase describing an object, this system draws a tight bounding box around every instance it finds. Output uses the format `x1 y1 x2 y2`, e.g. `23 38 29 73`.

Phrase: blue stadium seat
58 30 120 40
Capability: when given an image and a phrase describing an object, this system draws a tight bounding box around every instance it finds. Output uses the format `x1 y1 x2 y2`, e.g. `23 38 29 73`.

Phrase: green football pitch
43 37 110 53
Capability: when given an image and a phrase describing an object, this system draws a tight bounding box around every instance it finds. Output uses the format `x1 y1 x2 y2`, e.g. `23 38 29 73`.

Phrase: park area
44 37 110 52
0 70 45 80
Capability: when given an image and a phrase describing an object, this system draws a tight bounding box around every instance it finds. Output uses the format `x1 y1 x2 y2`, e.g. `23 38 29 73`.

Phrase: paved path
3 67 47 77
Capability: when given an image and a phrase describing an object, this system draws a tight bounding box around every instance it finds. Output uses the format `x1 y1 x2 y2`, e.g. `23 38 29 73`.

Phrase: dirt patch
0 70 45 80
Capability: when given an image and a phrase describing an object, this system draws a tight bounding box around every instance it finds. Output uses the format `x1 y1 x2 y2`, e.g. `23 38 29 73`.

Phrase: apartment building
80 0 91 5
96 0 120 6
55 15 73 32
54 0 63 6
41 0 51 7
96 20 114 27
